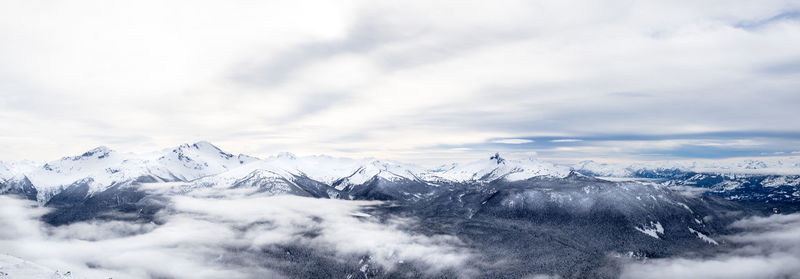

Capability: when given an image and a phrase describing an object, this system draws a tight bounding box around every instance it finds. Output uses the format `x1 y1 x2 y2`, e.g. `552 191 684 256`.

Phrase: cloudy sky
0 0 798 163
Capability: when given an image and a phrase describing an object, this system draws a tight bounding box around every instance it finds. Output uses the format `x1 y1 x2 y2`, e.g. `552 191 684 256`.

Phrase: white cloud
550 139 583 143
0 194 474 278
492 139 534 144
0 0 798 162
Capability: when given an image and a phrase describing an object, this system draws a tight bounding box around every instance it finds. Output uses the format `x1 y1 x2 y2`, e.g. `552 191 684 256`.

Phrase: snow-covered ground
0 254 73 279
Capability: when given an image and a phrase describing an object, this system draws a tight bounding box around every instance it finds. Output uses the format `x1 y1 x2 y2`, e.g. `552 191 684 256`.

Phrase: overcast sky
0 0 798 164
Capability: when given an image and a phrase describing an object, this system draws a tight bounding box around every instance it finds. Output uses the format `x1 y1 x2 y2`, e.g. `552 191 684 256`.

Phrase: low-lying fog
0 192 472 278
3 189 800 279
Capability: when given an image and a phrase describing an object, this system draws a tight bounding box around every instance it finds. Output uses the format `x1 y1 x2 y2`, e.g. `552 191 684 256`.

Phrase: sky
0 0 799 164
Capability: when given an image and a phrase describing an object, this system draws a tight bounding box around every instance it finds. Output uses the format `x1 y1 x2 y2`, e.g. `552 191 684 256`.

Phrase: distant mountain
0 143 577 204
573 157 800 177
572 159 800 203
429 153 570 182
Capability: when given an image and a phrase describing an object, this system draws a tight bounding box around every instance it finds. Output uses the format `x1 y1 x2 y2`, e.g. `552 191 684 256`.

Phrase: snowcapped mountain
5 143 575 203
572 158 800 203
258 153 428 189
573 157 800 177
3 141 259 203
184 153 429 198
4 142 800 205
154 141 258 181
0 161 40 201
154 149 573 201
429 153 570 182
4 142 800 278
572 160 636 177
0 160 38 180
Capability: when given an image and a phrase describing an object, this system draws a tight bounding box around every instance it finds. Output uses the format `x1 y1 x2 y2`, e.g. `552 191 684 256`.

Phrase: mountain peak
169 141 235 159
78 146 113 159
185 141 222 151
276 152 297 160
489 152 505 164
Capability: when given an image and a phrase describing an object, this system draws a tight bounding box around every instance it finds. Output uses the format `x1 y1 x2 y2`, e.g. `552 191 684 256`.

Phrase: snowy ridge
265 153 428 186
11 141 257 202
429 153 570 182
329 159 429 190
189 154 429 191
5 141 800 204
1 142 441 202
0 161 38 182
573 157 800 177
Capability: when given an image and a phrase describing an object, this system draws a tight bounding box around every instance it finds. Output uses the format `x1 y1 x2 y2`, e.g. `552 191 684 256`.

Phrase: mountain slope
4 142 257 203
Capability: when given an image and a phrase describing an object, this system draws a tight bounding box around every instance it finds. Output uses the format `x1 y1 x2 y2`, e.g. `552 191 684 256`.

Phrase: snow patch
635 221 664 239
688 227 718 245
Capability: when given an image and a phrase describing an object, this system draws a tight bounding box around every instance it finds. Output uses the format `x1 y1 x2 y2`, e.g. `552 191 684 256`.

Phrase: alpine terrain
2 142 800 278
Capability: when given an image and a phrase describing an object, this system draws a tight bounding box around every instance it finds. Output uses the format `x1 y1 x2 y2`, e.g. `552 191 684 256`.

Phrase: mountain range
2 141 800 278
2 141 799 205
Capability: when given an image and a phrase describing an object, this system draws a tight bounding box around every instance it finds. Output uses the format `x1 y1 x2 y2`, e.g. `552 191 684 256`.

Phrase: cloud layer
0 194 473 278
0 0 798 162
